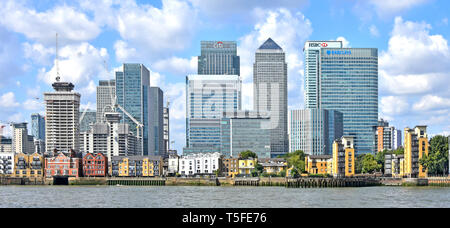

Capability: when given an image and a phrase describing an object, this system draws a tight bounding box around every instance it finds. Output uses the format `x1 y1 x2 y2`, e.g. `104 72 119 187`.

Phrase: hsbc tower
303 41 378 154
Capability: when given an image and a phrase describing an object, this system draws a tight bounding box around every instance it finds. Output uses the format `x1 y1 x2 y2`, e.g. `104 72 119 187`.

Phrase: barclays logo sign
327 50 352 55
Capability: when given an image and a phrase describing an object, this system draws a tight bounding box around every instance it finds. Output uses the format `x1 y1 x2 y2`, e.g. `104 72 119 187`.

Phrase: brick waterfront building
82 153 108 177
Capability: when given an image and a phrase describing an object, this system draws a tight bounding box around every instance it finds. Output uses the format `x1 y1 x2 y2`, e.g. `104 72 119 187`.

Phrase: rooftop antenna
55 33 61 82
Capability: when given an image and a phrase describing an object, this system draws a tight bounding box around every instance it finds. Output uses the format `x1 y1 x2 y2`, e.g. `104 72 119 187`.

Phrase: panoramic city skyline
1 0 450 154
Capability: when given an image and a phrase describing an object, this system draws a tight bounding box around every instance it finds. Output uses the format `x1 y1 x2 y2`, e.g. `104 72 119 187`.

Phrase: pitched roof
258 38 282 50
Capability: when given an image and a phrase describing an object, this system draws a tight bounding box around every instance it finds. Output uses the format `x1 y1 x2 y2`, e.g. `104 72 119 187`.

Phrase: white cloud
369 25 380 37
153 56 197 76
0 0 101 45
113 0 198 61
23 42 54 66
368 0 431 16
38 42 109 88
336 37 351 48
380 96 409 116
413 95 450 111
23 99 43 111
0 92 20 109
380 17 450 95
238 8 312 110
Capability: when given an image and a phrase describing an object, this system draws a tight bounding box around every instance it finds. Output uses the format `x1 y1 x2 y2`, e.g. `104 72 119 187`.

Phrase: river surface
0 186 449 208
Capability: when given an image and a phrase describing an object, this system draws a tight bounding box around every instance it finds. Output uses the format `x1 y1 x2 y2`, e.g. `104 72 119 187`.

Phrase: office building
80 112 138 161
80 109 96 133
44 81 81 154
404 126 428 178
332 136 355 177
163 105 170 156
220 111 271 158
304 41 378 154
0 137 12 153
375 119 402 152
31 113 45 141
184 74 241 155
198 41 240 76
289 109 343 155
12 123 34 155
115 63 151 156
97 79 115 123
149 87 164 156
253 38 289 158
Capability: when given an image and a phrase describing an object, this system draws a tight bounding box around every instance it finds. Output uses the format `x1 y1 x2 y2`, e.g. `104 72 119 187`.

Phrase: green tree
254 163 264 177
284 150 306 177
355 154 365 174
361 154 381 174
239 150 257 159
420 135 449 175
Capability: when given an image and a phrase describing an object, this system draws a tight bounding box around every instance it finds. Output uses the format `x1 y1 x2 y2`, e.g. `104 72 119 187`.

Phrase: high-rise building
31 114 45 141
115 63 151 156
198 41 240 76
44 81 81 154
149 87 164 156
393 129 402 150
404 126 428 178
220 111 271 158
289 109 343 156
97 79 115 123
304 41 378 154
184 74 241 155
80 109 96 133
374 119 402 152
12 123 35 155
163 105 170 156
253 38 288 158
80 112 138 161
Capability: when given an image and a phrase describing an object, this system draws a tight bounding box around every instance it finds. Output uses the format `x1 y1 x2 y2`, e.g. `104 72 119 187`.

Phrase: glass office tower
31 113 45 141
288 109 343 155
115 63 151 156
198 41 240 76
149 87 165 156
304 41 378 154
184 74 241 155
254 38 288 158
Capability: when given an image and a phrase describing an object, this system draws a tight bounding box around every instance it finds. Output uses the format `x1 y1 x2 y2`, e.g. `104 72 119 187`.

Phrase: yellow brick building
112 156 163 177
13 152 44 178
332 136 355 177
404 126 428 178
305 155 332 175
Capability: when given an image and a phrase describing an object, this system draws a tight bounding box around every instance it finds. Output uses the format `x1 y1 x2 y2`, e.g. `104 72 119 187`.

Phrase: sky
0 0 449 153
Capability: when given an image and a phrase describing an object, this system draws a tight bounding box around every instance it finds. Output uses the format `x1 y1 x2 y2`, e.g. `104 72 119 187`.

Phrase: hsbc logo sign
309 42 328 48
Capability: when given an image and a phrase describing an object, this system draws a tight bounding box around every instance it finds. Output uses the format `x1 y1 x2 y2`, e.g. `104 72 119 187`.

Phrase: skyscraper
289 109 343 155
184 74 241 155
97 79 115 123
163 105 170 156
198 41 240 76
115 63 151 156
304 41 378 154
79 109 96 133
12 123 34 154
31 113 45 141
253 38 288 158
44 81 81 154
149 87 164 156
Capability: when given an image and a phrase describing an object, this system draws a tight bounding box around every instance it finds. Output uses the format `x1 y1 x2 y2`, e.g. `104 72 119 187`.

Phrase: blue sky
0 0 449 153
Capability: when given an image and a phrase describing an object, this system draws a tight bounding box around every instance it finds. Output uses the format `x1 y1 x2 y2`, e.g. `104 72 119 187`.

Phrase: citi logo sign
214 41 224 48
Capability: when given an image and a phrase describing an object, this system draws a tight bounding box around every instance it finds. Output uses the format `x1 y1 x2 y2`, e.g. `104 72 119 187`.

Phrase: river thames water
0 186 449 208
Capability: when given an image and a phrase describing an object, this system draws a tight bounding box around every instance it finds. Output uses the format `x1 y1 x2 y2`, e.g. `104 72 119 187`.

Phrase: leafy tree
361 154 381 174
375 149 388 173
355 154 365 174
284 150 306 176
420 135 449 175
279 170 286 177
254 163 264 177
239 150 257 159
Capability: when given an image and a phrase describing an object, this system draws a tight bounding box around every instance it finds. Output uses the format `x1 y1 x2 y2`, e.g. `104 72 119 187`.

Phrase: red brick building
82 153 108 177
45 152 82 178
